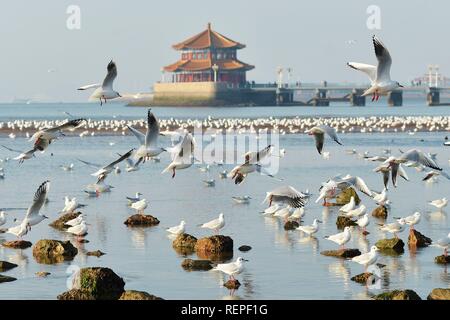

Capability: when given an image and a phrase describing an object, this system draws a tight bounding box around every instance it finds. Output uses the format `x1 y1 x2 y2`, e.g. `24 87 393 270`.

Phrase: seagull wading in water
347 35 403 102
127 109 166 165
78 60 122 106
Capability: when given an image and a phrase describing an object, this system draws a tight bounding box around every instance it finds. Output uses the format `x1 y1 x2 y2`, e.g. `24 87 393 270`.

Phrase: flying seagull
306 126 342 155
263 185 309 208
162 133 195 178
1 145 37 163
347 35 403 101
78 60 122 106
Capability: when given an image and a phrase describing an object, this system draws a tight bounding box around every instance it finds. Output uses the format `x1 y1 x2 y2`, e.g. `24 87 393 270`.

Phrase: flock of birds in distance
0 35 449 282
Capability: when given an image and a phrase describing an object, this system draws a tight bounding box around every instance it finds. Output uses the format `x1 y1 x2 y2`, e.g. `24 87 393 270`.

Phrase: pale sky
0 0 448 102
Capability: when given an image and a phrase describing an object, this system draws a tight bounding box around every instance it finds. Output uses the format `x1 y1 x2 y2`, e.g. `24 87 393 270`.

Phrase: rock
57 289 96 300
0 261 18 272
195 235 233 256
32 239 78 264
224 279 241 290
336 188 360 206
284 221 299 230
49 212 81 230
36 271 51 277
0 274 17 283
119 290 163 300
427 288 450 300
181 259 213 271
172 233 197 255
321 248 361 259
2 240 32 249
70 267 125 300
238 245 252 252
351 272 374 284
86 250 106 257
124 214 160 226
375 238 405 253
434 255 450 264
408 229 432 247
336 216 357 229
371 205 388 219
374 289 421 300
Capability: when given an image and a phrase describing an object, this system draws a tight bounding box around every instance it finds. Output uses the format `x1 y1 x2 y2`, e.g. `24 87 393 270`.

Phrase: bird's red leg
376 93 380 101
371 93 375 102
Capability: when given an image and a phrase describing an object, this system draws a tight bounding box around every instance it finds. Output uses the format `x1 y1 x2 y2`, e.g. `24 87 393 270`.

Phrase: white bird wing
347 62 377 83
244 145 273 164
103 149 134 171
400 149 441 171
373 35 392 82
25 180 50 218
1 145 24 154
202 217 220 229
319 125 343 145
398 164 409 181
46 119 86 133
77 83 101 90
338 176 372 197
127 125 145 145
102 60 117 90
174 133 194 161
77 158 102 169
269 185 307 208
145 109 160 147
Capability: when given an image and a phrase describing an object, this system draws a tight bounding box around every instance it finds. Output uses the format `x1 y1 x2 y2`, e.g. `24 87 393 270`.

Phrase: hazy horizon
0 0 449 102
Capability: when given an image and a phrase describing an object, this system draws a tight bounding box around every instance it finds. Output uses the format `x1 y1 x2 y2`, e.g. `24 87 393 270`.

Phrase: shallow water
0 104 449 300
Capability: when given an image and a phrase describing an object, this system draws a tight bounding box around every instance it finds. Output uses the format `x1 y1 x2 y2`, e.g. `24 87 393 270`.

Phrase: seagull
260 204 281 216
1 145 37 164
373 163 409 188
66 220 88 242
0 211 7 227
61 196 86 214
423 170 450 182
379 218 406 238
60 163 74 171
65 214 85 227
78 148 134 182
124 157 140 172
347 35 403 102
166 220 186 235
325 226 352 249
29 119 86 152
306 126 342 155
394 212 420 230
6 220 30 240
339 196 356 213
199 213 225 233
341 204 367 219
263 185 308 208
356 213 370 232
316 175 372 205
131 199 148 215
231 196 251 204
219 170 228 179
242 145 274 164
289 207 305 221
372 188 388 205
213 257 248 280
273 206 293 221
296 218 322 237
127 109 166 164
203 179 215 187
162 133 195 178
351 246 379 271
430 232 450 256
429 198 448 210
126 192 143 205
78 60 122 106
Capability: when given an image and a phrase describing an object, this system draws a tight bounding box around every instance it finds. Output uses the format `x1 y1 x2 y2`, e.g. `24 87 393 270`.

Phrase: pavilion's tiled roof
172 23 245 50
164 59 254 72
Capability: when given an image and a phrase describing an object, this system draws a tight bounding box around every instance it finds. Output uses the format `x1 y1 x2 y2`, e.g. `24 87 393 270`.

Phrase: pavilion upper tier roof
172 23 245 50
164 58 254 72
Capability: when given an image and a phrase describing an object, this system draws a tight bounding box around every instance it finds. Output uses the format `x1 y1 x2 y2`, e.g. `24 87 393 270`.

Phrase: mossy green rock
71 267 125 300
32 239 78 264
0 261 18 272
371 205 388 219
374 289 421 300
434 255 450 264
172 233 197 255
375 238 405 253
181 259 213 271
57 289 96 300
351 272 374 284
336 188 360 205
336 216 357 229
284 220 299 230
321 248 361 258
119 290 163 300
124 214 160 226
427 288 450 300
49 212 81 230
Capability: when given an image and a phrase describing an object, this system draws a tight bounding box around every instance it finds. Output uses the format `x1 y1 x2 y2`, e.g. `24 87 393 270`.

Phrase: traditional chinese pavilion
163 23 254 86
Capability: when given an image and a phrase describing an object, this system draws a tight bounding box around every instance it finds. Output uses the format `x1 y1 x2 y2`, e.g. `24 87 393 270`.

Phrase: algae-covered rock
434 255 450 264
195 235 233 255
336 188 360 206
32 239 78 264
71 267 125 300
2 240 32 249
49 212 81 230
284 220 299 230
351 272 374 284
172 233 197 255
86 250 106 257
374 289 421 300
224 279 241 290
124 214 159 226
0 274 17 283
336 216 357 229
57 289 96 300
321 248 361 259
181 259 213 271
0 261 18 272
375 238 405 253
408 229 432 247
238 245 252 252
427 288 450 300
119 290 163 300
371 205 388 219
36 271 51 277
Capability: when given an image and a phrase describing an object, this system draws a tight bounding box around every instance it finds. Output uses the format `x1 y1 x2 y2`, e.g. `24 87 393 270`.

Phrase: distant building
163 23 254 86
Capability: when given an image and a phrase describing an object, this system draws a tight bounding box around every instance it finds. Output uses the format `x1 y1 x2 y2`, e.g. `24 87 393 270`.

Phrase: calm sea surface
0 103 449 299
